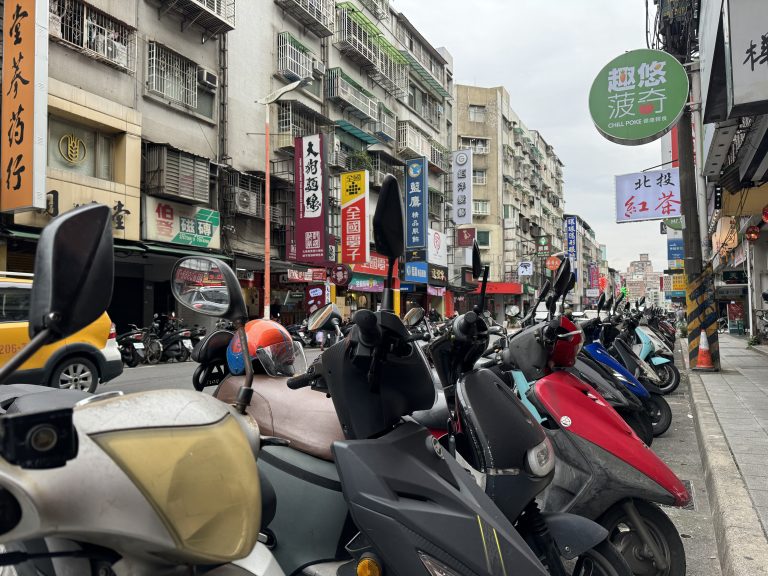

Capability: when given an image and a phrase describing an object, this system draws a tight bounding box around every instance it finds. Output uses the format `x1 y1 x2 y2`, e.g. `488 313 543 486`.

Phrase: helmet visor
256 340 306 377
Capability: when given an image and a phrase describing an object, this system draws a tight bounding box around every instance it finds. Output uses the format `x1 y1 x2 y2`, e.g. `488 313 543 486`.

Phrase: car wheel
51 357 99 393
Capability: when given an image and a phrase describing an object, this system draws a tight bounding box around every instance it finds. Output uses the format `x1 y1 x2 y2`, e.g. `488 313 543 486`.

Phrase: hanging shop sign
428 285 446 297
1 0 48 212
405 157 428 249
615 168 681 223
599 276 608 291
518 261 534 276
305 284 328 314
726 0 768 116
589 48 689 145
546 256 561 271
340 169 370 264
457 227 476 247
352 251 397 278
428 264 448 287
667 237 684 261
330 264 351 286
565 216 578 266
536 235 551 257
586 288 600 298
294 133 327 264
428 228 448 267
451 149 473 225
143 196 220 249
589 263 600 289
404 261 428 284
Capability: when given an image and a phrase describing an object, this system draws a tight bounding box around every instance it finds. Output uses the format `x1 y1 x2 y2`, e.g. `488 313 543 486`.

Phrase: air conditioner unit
197 67 219 91
436 104 444 115
234 189 259 216
312 59 326 77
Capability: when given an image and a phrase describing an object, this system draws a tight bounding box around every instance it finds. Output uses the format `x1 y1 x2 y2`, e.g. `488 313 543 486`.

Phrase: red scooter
500 270 689 576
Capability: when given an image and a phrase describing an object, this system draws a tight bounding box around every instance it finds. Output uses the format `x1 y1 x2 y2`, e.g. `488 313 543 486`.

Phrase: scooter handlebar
286 369 319 390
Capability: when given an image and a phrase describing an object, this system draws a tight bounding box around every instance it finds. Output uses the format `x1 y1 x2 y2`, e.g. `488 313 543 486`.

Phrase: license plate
183 339 193 350
133 342 145 349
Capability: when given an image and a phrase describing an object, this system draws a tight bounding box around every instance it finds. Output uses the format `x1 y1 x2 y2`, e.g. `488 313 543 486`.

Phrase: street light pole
255 77 312 320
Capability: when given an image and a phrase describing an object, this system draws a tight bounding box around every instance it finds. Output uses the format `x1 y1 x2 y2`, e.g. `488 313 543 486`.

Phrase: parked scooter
580 295 673 437
177 176 556 576
0 204 285 576
146 312 195 363
627 300 680 394
116 323 146 367
494 268 689 576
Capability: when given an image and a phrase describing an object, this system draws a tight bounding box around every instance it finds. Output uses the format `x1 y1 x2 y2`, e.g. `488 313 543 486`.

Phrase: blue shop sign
404 261 428 284
405 158 428 249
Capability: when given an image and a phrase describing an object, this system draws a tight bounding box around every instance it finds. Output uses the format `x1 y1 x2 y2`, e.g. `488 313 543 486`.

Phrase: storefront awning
335 120 381 145
142 243 233 261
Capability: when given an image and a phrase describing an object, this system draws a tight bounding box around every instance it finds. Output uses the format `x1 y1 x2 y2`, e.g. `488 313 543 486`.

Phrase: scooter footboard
258 447 351 574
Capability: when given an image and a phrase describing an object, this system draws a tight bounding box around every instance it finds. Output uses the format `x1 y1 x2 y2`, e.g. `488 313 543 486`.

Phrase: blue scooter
626 298 680 394
580 293 672 437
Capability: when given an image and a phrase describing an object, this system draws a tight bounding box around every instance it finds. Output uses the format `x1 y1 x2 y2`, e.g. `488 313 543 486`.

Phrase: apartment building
227 0 455 318
1 0 233 332
0 0 456 325
455 84 565 316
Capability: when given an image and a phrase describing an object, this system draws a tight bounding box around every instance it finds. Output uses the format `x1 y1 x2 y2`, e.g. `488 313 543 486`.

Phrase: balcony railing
326 68 378 122
373 103 396 142
335 3 408 98
359 0 389 20
274 100 333 154
275 0 334 37
397 121 431 159
335 3 378 67
276 31 314 82
429 139 449 173
159 0 235 34
50 0 136 72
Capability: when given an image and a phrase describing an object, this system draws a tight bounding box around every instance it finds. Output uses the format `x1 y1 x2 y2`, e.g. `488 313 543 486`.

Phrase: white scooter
0 205 289 576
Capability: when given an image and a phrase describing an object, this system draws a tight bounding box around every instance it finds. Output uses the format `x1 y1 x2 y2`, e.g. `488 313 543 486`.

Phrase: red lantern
746 225 761 242
762 204 768 224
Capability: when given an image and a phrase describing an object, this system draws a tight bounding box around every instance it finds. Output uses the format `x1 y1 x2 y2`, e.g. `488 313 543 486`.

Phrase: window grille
147 42 198 108
460 138 489 155
276 31 313 82
473 200 490 216
49 0 136 72
472 170 487 185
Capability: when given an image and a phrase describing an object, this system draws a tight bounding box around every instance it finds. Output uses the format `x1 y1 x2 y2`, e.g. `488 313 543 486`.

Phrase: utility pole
678 104 720 370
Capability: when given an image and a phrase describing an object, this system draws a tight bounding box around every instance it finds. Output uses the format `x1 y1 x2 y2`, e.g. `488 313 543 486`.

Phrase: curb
689 351 768 575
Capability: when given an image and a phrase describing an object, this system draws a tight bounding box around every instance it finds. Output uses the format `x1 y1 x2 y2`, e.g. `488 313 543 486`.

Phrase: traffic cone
695 328 715 371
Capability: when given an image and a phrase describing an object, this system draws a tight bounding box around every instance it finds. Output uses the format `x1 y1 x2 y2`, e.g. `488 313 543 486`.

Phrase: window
477 230 491 247
473 200 490 215
48 116 114 180
49 0 136 72
460 137 489 154
0 283 30 322
147 42 198 108
468 105 486 122
472 170 487 185
503 204 515 219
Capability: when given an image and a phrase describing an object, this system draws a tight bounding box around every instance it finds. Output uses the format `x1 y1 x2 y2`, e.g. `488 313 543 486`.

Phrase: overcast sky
393 0 668 272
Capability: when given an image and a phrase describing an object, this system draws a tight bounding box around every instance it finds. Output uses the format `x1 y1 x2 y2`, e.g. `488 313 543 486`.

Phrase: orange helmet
226 319 295 377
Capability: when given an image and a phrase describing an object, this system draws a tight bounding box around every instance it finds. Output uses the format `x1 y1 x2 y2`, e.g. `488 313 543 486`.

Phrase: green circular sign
589 49 688 146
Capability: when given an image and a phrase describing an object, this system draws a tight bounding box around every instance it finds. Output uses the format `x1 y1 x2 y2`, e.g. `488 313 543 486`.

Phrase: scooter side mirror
307 303 342 332
171 257 247 323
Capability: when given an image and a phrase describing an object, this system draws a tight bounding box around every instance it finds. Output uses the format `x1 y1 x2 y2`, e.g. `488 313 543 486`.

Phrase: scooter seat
216 374 344 462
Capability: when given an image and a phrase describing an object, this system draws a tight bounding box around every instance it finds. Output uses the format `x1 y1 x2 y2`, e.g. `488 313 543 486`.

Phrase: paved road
101 345 720 575
103 348 323 394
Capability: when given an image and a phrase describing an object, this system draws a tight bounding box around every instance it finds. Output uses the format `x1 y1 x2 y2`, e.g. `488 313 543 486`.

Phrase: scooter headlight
526 436 555 477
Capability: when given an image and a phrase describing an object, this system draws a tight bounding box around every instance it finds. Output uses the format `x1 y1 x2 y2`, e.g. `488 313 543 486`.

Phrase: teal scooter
627 298 680 394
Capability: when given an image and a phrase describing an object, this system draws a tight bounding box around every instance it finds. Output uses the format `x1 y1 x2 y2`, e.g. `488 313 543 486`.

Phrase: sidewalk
690 333 768 576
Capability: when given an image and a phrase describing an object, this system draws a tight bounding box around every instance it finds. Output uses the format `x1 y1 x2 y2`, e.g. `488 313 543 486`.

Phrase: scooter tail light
109 323 117 340
182 330 192 337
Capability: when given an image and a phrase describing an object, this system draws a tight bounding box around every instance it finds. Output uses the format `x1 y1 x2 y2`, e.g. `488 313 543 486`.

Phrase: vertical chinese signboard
565 216 578 270
1 0 48 212
615 168 681 223
726 0 768 116
589 262 600 289
341 170 369 264
452 150 473 225
405 158 428 249
295 134 326 264
588 49 689 146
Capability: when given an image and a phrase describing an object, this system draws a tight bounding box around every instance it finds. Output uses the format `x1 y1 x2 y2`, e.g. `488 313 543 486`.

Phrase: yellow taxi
0 272 123 391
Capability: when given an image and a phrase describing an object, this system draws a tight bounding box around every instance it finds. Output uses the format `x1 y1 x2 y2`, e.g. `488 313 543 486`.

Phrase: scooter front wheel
599 500 686 576
572 540 632 576
646 394 672 437
653 363 680 395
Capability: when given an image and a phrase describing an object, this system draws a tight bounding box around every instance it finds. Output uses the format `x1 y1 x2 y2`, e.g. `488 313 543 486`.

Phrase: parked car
179 286 230 314
0 272 122 391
